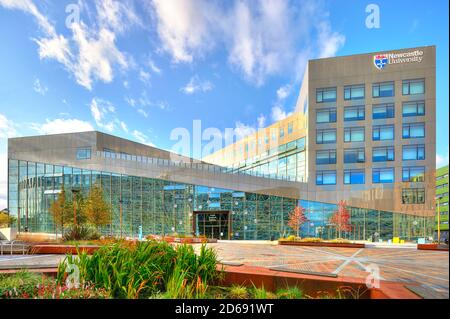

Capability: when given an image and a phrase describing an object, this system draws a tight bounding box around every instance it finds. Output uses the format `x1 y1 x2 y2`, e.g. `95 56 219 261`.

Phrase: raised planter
218 264 419 299
417 243 449 251
30 244 101 255
146 235 217 244
279 240 365 248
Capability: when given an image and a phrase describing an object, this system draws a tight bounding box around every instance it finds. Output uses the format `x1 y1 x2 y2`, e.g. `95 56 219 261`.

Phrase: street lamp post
436 196 441 244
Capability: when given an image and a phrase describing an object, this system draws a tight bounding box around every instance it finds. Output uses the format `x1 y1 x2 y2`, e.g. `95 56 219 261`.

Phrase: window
403 101 425 117
344 127 365 142
76 147 91 160
373 125 394 141
402 188 425 204
373 103 395 119
402 167 425 182
316 108 337 123
316 150 337 165
373 81 394 97
402 122 425 139
297 138 306 150
373 168 395 183
316 170 336 185
317 129 336 144
344 148 365 163
344 106 365 121
373 146 395 162
403 145 425 160
344 169 365 184
316 87 337 103
344 85 365 100
280 128 285 138
288 122 293 134
403 79 425 95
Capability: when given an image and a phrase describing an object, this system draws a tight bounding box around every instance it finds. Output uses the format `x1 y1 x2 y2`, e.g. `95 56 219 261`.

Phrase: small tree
85 184 112 229
0 211 15 228
287 205 308 237
329 200 351 239
49 187 70 236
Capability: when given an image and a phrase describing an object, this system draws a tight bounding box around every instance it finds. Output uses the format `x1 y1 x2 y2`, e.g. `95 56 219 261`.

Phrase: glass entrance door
194 211 230 240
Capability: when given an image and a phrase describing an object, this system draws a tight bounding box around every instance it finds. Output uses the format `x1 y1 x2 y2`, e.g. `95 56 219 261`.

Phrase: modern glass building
7 46 436 241
435 165 449 241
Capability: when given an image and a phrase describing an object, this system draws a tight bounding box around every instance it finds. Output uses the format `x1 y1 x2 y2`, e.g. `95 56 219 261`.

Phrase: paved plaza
204 242 449 298
1 241 448 298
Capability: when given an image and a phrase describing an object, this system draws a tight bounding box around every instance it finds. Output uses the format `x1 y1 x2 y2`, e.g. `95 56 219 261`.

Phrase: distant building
435 165 449 241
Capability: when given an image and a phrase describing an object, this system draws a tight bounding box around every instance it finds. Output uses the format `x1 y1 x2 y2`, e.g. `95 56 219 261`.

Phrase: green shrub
63 224 100 241
56 241 219 299
250 284 276 299
228 285 248 299
0 271 50 298
276 287 303 299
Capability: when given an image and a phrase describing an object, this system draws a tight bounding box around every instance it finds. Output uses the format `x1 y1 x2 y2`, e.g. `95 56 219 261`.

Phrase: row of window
317 124 425 144
316 79 425 103
316 168 426 186
316 101 425 123
436 173 449 181
437 183 449 191
317 146 426 164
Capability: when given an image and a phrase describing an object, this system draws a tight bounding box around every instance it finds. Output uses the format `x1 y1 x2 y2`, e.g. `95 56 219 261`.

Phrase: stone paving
0 242 448 298
204 242 449 298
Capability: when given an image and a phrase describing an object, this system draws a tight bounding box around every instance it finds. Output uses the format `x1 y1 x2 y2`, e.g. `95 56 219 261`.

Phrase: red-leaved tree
287 205 308 237
329 200 352 238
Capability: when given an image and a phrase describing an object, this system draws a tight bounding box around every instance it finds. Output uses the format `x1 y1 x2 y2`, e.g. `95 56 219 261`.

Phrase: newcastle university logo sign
373 50 424 70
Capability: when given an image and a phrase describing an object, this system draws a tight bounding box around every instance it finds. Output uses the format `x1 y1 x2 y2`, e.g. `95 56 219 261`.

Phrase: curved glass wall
8 159 434 241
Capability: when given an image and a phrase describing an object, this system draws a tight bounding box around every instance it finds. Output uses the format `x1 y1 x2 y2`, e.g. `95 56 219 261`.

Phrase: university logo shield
374 54 388 70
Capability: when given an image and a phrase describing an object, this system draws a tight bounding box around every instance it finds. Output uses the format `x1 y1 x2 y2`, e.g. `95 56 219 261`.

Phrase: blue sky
0 0 449 209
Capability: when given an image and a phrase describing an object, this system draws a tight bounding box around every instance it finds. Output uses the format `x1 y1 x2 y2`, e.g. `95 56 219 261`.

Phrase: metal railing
0 240 28 255
96 151 306 183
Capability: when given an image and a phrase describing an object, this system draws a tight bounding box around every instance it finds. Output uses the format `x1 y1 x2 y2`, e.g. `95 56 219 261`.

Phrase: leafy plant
56 241 219 299
63 224 101 241
0 271 51 298
250 283 276 299
228 285 248 299
276 287 303 299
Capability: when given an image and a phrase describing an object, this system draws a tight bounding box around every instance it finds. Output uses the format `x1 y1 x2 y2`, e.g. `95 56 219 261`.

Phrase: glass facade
8 157 434 241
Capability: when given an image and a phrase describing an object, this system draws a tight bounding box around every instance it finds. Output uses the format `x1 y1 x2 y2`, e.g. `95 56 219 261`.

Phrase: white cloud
0 113 17 138
276 84 292 100
316 21 346 58
90 98 116 132
149 0 345 85
0 152 7 210
33 78 48 95
148 59 161 74
271 105 290 122
119 120 128 133
151 0 216 63
181 75 213 94
31 118 94 135
257 114 266 128
1 1 132 91
233 121 256 140
0 0 56 37
139 69 151 84
69 23 129 90
132 129 154 146
95 0 143 34
437 149 449 168
137 108 149 118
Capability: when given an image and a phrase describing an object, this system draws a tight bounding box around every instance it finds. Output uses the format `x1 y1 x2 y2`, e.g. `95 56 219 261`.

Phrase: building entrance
194 211 230 240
